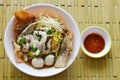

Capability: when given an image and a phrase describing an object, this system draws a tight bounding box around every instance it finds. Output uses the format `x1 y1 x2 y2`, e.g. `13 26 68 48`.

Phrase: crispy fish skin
13 10 36 63
54 32 73 68
13 10 35 41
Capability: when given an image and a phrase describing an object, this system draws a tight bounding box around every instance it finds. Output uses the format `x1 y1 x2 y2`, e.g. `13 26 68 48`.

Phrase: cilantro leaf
35 33 42 41
30 45 38 53
18 38 26 46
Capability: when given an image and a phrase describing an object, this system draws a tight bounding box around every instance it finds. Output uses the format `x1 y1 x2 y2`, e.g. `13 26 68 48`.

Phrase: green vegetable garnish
30 45 38 53
38 36 42 41
46 30 53 35
35 33 42 41
37 50 42 56
18 38 26 46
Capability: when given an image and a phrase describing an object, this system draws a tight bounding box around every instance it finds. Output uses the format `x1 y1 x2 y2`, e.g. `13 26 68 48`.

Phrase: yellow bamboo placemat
0 0 120 80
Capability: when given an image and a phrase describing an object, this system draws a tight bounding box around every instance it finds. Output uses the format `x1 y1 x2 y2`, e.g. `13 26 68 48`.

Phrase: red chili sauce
84 33 105 53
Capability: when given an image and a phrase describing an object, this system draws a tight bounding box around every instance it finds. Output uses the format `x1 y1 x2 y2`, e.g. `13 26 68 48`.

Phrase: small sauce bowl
80 26 111 58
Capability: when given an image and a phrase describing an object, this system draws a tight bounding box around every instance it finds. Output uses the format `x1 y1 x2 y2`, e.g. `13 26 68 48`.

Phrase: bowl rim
4 4 80 77
80 26 112 58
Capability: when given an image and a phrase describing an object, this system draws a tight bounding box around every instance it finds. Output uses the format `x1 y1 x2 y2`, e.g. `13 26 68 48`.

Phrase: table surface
0 0 120 80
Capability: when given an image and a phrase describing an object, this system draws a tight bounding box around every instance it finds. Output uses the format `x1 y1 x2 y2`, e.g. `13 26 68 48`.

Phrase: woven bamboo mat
0 0 120 80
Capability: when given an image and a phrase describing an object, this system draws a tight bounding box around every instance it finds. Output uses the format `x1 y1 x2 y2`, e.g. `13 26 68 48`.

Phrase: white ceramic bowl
80 26 111 58
4 4 80 77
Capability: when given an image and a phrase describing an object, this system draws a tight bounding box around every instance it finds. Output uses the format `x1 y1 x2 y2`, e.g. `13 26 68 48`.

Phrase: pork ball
45 55 55 66
31 58 44 68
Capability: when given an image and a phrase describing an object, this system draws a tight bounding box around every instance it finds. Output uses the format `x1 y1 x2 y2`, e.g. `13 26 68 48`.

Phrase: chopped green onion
30 45 42 56
46 30 53 35
18 38 26 46
35 49 43 56
35 33 42 41
38 36 42 41
30 45 38 53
